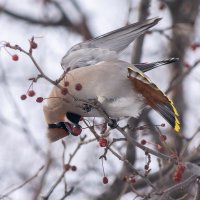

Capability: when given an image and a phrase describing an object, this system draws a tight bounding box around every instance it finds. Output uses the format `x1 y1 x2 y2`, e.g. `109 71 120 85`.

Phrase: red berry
75 83 82 91
72 126 82 136
71 165 77 171
64 81 69 87
30 41 37 49
28 90 36 97
61 88 68 95
99 137 108 147
36 97 44 103
141 139 146 145
20 94 27 100
12 54 19 61
102 176 108 184
64 164 71 171
160 134 167 141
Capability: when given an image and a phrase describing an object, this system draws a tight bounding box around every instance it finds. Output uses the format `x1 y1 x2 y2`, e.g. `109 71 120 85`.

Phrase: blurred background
1 0 200 199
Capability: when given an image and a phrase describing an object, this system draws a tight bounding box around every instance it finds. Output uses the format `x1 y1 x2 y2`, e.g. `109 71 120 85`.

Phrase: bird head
43 103 82 142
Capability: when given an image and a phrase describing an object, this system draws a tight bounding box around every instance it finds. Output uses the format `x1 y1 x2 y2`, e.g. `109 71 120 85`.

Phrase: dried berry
64 81 69 87
20 94 27 100
28 90 36 97
36 97 44 103
75 83 82 91
61 88 68 95
99 137 108 147
30 41 38 49
12 54 19 61
141 139 146 145
72 126 82 136
64 164 71 171
71 165 77 171
102 176 108 184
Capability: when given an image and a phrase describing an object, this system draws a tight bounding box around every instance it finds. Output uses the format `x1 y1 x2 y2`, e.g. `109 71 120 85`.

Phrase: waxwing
43 18 180 142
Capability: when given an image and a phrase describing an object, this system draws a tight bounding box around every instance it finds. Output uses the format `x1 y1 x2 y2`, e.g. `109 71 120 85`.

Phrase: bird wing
61 18 161 70
127 66 180 132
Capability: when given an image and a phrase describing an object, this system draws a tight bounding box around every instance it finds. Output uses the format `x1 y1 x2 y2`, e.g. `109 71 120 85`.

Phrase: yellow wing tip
174 117 181 132
167 97 180 133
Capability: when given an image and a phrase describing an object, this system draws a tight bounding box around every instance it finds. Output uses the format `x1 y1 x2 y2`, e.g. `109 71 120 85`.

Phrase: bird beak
47 122 82 142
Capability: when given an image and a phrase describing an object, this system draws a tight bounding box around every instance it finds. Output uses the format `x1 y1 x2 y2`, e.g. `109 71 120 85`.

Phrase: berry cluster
172 163 186 182
5 37 38 62
20 81 36 100
60 77 83 96
20 80 45 103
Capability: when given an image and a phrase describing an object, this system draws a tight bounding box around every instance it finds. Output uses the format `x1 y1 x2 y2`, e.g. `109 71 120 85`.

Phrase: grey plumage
61 18 161 69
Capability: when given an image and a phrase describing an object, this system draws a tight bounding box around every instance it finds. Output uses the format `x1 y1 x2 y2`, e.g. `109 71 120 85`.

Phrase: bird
43 18 180 142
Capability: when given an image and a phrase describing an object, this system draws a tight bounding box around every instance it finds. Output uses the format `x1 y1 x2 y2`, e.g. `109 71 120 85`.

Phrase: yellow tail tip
174 116 180 132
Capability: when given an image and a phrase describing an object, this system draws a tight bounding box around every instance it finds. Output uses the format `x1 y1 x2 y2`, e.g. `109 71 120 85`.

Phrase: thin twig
107 146 159 192
159 174 198 200
194 178 200 200
42 136 87 199
5 43 63 89
33 152 52 200
0 165 44 199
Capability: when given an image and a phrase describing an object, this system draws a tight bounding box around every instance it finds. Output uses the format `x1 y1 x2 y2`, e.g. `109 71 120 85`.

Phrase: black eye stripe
48 124 58 129
48 123 71 135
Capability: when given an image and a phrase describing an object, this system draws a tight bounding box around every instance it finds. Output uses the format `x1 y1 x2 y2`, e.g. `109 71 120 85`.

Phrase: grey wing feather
82 17 161 53
135 58 179 73
61 18 161 70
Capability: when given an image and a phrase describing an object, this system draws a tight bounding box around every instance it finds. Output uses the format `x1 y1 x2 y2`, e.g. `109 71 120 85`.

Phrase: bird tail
128 66 180 132
134 58 179 73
